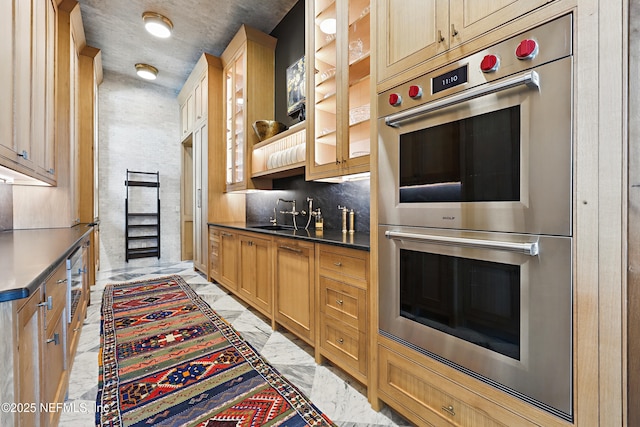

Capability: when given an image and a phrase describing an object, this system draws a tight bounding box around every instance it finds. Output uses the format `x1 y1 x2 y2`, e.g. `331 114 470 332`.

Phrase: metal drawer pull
221 232 233 237
56 278 67 284
385 70 540 128
441 405 455 416
38 296 53 310
336 299 343 305
385 230 539 256
46 333 60 345
280 245 302 253
336 338 344 344
333 262 342 267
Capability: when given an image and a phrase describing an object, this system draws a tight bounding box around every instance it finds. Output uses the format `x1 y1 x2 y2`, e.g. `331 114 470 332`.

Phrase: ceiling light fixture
319 18 336 34
142 12 173 38
135 63 158 80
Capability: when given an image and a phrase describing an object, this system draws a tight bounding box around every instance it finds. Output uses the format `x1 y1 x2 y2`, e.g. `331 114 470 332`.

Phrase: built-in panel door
376 0 449 84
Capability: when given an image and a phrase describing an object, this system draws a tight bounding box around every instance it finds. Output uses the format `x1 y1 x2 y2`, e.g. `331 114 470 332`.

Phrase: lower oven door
379 225 573 419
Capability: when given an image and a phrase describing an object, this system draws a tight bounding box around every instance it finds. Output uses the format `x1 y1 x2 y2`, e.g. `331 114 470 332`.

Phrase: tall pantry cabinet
179 53 246 274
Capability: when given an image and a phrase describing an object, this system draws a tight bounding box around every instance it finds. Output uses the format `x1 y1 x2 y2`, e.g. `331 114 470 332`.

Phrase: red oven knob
480 54 500 73
515 39 538 60
408 85 423 99
389 93 402 106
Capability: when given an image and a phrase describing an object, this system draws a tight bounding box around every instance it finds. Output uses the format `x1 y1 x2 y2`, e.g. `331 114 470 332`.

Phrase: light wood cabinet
209 226 220 279
376 0 554 84
0 0 57 184
307 0 371 180
376 337 560 427
317 245 369 383
15 260 70 427
178 54 227 274
15 289 43 427
221 25 276 192
238 232 273 317
180 93 194 141
192 122 209 272
219 228 239 291
274 238 316 345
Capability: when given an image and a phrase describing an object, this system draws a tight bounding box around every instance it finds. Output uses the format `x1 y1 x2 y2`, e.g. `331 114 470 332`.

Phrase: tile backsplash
246 175 370 232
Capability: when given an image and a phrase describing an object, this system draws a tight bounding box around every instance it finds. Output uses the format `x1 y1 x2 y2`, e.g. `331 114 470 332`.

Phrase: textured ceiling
77 0 299 94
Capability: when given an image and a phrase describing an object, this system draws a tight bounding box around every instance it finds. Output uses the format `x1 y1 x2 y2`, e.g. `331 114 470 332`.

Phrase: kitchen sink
250 224 291 231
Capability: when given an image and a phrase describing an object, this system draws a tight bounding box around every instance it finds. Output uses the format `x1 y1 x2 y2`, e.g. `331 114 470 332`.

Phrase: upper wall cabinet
376 0 554 85
0 0 57 184
306 0 371 181
221 25 277 192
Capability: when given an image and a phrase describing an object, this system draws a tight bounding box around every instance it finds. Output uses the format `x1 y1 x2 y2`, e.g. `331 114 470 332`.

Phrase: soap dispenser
314 208 323 230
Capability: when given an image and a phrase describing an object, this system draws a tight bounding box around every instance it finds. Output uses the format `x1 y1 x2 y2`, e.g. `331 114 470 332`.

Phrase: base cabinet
317 244 369 384
377 336 567 427
219 229 239 291
10 232 92 427
238 232 272 317
274 238 315 346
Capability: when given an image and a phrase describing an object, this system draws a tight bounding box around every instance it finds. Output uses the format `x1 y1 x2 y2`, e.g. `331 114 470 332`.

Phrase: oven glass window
399 106 520 203
400 249 521 360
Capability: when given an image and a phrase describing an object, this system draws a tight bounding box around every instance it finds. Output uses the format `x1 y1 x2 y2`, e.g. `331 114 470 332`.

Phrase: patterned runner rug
96 275 335 427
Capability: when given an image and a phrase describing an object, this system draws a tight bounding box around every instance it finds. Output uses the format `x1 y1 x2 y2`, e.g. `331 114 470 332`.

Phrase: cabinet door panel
376 0 449 83
220 230 238 290
449 0 552 47
275 240 314 343
0 0 14 161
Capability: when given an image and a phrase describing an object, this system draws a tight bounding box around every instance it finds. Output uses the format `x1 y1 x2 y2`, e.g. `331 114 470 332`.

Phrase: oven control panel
379 14 572 115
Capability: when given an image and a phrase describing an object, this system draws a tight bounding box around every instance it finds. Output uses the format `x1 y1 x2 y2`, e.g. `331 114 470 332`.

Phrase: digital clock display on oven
432 65 468 94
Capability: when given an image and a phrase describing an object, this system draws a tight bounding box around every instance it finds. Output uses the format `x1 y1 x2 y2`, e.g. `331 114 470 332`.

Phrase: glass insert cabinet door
225 52 245 187
309 0 371 178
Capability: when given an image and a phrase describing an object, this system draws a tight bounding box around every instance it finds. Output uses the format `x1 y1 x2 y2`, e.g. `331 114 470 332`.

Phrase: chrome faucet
278 198 300 230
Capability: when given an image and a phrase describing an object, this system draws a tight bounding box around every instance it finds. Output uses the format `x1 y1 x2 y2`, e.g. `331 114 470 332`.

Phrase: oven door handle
384 70 540 128
385 230 539 256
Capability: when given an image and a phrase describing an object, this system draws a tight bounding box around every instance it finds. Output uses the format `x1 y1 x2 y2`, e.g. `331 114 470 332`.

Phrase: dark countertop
208 222 370 251
0 225 94 303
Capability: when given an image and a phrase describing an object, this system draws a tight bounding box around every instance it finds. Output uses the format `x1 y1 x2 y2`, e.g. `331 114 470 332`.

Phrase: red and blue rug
96 275 335 427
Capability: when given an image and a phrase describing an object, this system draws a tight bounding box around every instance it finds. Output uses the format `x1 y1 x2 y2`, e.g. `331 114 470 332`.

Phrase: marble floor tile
60 261 411 427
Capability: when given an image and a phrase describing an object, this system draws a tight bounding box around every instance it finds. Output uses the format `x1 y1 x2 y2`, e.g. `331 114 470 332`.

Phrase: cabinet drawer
318 245 368 288
319 276 366 331
320 315 367 376
378 343 537 427
43 263 67 331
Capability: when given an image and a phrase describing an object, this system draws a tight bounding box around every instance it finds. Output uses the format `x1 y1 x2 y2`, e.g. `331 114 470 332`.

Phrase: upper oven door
378 56 573 236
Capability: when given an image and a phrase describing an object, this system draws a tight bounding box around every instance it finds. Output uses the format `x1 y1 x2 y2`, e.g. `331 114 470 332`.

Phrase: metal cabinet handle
441 405 455 416
437 30 445 43
17 150 29 160
385 230 539 256
38 295 53 310
56 279 67 284
451 24 458 36
385 70 540 127
336 338 344 344
336 299 343 305
333 262 342 267
46 333 60 345
221 232 233 237
279 245 302 253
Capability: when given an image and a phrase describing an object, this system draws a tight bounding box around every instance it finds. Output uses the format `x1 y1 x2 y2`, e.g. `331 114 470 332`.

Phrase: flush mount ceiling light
135 63 158 80
142 11 173 38
319 18 336 34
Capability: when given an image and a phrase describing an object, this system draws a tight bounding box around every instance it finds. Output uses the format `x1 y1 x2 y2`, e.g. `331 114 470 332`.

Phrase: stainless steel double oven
377 15 574 420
